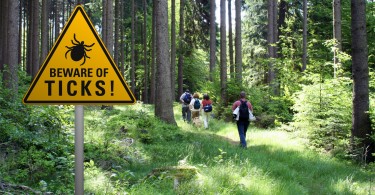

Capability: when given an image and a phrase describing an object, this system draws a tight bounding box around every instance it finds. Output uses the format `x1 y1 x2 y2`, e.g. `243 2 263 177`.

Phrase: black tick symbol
65 34 95 65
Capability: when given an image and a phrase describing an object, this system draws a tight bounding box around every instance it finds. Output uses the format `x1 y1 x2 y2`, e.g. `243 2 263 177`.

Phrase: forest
0 0 375 194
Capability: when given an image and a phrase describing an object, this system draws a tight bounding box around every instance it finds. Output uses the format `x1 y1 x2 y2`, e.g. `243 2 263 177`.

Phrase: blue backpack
183 93 192 104
193 99 201 109
204 104 212 112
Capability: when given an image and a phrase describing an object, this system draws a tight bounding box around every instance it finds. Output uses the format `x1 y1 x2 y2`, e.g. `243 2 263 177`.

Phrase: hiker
232 91 253 148
189 93 202 120
202 94 213 129
180 89 192 122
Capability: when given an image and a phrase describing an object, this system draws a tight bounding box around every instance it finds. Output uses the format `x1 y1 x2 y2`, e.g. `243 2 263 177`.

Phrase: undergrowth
0 88 374 194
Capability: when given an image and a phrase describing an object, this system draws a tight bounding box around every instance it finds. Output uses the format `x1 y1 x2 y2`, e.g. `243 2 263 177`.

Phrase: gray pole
75 105 84 195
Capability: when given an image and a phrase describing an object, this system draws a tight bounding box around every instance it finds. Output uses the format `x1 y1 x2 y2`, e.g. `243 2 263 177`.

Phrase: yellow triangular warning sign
23 5 135 105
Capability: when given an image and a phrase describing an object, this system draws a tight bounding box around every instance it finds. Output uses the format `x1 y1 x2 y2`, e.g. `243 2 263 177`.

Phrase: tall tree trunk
131 0 136 94
171 0 176 101
27 0 32 75
101 0 114 110
209 0 216 81
150 0 156 104
120 0 125 76
3 0 19 98
220 0 227 106
31 0 40 78
40 0 49 64
22 1 27 69
155 0 176 125
333 0 342 77
115 0 120 66
102 0 107 44
351 0 374 163
302 0 307 72
55 0 60 41
143 0 149 103
18 0 22 66
267 0 278 95
177 0 185 96
235 0 242 83
0 0 6 71
228 0 234 79
106 0 113 56
277 0 287 59
134 15 139 99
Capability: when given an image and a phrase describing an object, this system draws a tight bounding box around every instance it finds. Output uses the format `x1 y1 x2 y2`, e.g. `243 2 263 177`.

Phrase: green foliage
367 2 375 69
233 86 295 128
0 73 74 193
292 77 352 157
182 49 209 93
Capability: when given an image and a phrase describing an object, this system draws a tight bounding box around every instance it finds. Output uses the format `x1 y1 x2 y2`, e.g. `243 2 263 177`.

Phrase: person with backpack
189 93 202 120
180 89 192 122
202 94 213 129
232 91 253 148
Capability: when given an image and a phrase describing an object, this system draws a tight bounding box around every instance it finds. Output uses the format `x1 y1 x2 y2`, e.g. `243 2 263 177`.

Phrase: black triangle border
23 5 136 104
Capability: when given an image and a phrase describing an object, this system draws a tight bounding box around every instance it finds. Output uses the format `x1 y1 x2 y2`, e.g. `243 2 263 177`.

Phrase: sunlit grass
84 160 119 194
82 103 374 195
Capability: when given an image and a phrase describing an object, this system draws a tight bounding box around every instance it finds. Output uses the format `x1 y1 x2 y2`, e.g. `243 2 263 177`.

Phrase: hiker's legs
192 110 199 119
203 112 209 128
237 120 247 148
186 109 192 122
243 121 250 139
182 106 188 121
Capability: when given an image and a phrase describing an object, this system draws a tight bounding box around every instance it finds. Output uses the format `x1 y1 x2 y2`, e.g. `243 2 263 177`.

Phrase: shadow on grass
206 132 374 195
86 106 373 194
140 125 374 194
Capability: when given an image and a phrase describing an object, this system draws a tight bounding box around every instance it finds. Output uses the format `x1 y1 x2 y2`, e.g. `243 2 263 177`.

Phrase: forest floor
82 103 375 194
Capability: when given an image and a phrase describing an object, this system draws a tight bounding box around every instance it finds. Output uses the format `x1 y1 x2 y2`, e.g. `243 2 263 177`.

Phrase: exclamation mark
111 81 114 96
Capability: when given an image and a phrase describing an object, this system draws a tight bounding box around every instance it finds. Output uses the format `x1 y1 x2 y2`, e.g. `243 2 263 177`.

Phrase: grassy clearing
83 103 374 194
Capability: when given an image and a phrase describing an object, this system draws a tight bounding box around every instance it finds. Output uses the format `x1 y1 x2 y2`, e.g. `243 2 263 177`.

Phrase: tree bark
18 0 22 66
131 0 136 94
267 0 278 95
171 0 176 101
143 0 149 103
228 0 234 79
209 0 216 81
333 0 342 77
106 0 113 57
120 0 125 76
27 1 32 75
40 0 49 64
155 0 177 125
150 0 156 104
115 0 120 66
3 0 19 97
235 0 242 83
31 0 40 78
102 0 107 44
351 0 374 163
55 0 60 41
177 0 185 96
0 0 6 71
220 0 227 106
277 0 287 58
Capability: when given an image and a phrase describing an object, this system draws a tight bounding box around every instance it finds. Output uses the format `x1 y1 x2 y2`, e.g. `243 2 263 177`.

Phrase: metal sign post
75 105 84 195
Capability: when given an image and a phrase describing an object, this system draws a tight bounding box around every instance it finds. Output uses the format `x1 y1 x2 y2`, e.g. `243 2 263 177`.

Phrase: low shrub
291 78 352 157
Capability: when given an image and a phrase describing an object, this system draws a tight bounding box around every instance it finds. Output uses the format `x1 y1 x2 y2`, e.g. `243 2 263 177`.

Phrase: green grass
82 103 374 195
